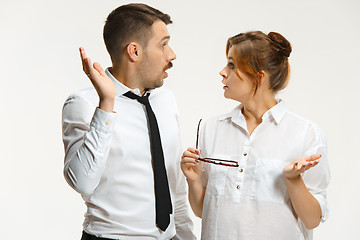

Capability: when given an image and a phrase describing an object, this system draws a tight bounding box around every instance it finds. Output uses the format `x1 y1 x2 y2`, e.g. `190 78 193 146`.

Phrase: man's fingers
79 48 87 67
84 58 92 76
80 48 86 72
79 47 93 75
79 47 87 59
93 62 106 76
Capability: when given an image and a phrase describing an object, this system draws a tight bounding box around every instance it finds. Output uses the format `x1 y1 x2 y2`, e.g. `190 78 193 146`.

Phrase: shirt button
105 121 110 126
236 185 241 189
239 168 243 173
243 152 247 156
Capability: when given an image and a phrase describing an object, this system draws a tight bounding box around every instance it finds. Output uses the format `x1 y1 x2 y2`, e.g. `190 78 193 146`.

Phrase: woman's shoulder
202 105 242 126
286 110 320 127
285 110 326 142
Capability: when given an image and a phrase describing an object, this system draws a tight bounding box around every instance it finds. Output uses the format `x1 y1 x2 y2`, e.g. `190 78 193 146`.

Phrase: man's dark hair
103 3 172 63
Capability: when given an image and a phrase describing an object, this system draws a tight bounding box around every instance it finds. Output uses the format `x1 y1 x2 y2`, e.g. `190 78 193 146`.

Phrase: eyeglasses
196 119 239 167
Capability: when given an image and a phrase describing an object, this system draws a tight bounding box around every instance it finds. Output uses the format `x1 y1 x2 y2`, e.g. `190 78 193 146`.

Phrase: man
62 4 196 240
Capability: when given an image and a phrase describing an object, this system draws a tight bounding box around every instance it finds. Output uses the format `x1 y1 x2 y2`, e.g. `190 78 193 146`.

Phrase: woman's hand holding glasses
181 147 204 182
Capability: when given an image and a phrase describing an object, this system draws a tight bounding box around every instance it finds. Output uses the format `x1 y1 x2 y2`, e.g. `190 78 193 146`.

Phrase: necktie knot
137 94 149 105
123 91 150 105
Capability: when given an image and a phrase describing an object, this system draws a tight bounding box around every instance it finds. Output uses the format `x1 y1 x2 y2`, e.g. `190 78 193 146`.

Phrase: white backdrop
1 0 359 239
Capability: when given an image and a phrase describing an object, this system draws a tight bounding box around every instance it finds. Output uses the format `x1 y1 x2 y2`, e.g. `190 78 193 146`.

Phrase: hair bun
268 32 292 57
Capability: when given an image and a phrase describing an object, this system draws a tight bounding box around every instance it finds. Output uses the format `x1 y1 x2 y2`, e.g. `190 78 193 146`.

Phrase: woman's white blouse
199 101 330 240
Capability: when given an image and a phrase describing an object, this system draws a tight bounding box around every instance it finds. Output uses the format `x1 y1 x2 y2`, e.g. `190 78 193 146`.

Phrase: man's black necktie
123 91 172 231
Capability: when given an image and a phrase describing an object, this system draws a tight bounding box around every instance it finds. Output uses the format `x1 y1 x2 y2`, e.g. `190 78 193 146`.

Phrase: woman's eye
228 62 234 69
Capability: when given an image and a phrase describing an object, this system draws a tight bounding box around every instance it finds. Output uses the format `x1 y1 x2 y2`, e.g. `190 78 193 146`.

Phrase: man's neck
109 66 145 94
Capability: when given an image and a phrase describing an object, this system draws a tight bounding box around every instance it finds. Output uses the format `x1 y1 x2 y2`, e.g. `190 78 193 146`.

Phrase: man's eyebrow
228 57 233 60
159 36 170 42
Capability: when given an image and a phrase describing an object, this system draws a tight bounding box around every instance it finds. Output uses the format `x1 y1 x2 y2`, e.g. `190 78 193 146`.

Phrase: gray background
1 0 359 239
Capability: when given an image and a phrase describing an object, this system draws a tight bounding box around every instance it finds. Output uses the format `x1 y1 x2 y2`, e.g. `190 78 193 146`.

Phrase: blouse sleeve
302 123 331 222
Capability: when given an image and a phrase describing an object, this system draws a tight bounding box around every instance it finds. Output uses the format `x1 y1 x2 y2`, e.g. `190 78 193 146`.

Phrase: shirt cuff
90 107 116 134
313 193 329 222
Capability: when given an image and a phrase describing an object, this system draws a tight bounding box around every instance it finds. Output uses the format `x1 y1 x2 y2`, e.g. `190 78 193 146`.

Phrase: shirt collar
105 68 149 97
219 100 288 125
219 104 243 121
265 100 287 124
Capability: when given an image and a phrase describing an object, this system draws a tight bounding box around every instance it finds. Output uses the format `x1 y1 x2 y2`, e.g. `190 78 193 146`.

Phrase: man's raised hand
80 47 116 112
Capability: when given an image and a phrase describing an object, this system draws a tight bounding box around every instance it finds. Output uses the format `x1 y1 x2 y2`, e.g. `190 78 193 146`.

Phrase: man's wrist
99 98 115 112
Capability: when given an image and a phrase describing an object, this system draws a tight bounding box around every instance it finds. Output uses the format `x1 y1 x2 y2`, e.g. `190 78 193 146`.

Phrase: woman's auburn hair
226 31 292 93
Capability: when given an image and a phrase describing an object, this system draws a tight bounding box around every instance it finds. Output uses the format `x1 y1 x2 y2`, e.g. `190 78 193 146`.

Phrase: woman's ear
257 70 266 84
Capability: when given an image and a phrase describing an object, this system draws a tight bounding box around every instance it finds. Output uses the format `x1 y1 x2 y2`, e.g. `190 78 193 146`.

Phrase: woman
181 31 330 240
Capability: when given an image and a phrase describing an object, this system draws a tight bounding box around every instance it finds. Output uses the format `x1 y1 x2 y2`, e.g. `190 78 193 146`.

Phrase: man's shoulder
68 87 98 98
65 87 99 106
153 86 174 97
151 86 177 103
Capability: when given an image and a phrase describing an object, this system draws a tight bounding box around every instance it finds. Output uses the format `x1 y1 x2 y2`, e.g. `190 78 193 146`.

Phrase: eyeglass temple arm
196 119 202 150
198 157 239 167
199 157 238 164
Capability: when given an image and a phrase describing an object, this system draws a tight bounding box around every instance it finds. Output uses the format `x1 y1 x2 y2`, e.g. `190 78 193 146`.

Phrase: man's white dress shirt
62 69 195 240
199 101 330 240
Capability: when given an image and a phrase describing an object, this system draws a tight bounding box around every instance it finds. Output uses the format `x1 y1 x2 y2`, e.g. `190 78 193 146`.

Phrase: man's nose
168 47 176 61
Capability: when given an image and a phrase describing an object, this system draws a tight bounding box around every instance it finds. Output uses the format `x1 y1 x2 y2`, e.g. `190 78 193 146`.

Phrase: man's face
137 20 176 91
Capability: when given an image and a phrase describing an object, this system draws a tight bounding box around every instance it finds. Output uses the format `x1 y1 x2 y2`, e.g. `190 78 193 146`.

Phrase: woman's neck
241 93 277 135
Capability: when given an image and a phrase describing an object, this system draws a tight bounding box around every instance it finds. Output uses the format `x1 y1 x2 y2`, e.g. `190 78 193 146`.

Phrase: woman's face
220 47 255 102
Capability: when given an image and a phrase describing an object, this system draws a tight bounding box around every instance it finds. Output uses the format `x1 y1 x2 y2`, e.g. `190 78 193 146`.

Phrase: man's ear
126 42 141 62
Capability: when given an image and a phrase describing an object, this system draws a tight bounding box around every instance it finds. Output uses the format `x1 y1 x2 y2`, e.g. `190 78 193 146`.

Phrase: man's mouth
163 62 173 78
164 62 173 71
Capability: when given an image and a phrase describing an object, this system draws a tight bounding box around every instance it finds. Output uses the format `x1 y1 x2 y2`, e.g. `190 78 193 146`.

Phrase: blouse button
243 152 247 156
105 121 110 126
239 168 243 173
236 185 241 189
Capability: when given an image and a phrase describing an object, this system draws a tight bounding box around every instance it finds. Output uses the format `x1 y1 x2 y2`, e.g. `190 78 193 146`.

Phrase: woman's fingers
183 149 200 159
187 147 200 154
181 148 202 167
181 155 199 166
306 154 321 162
284 155 321 179
295 158 320 172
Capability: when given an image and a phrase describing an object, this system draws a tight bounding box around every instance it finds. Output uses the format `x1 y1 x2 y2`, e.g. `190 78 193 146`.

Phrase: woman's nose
219 67 227 78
